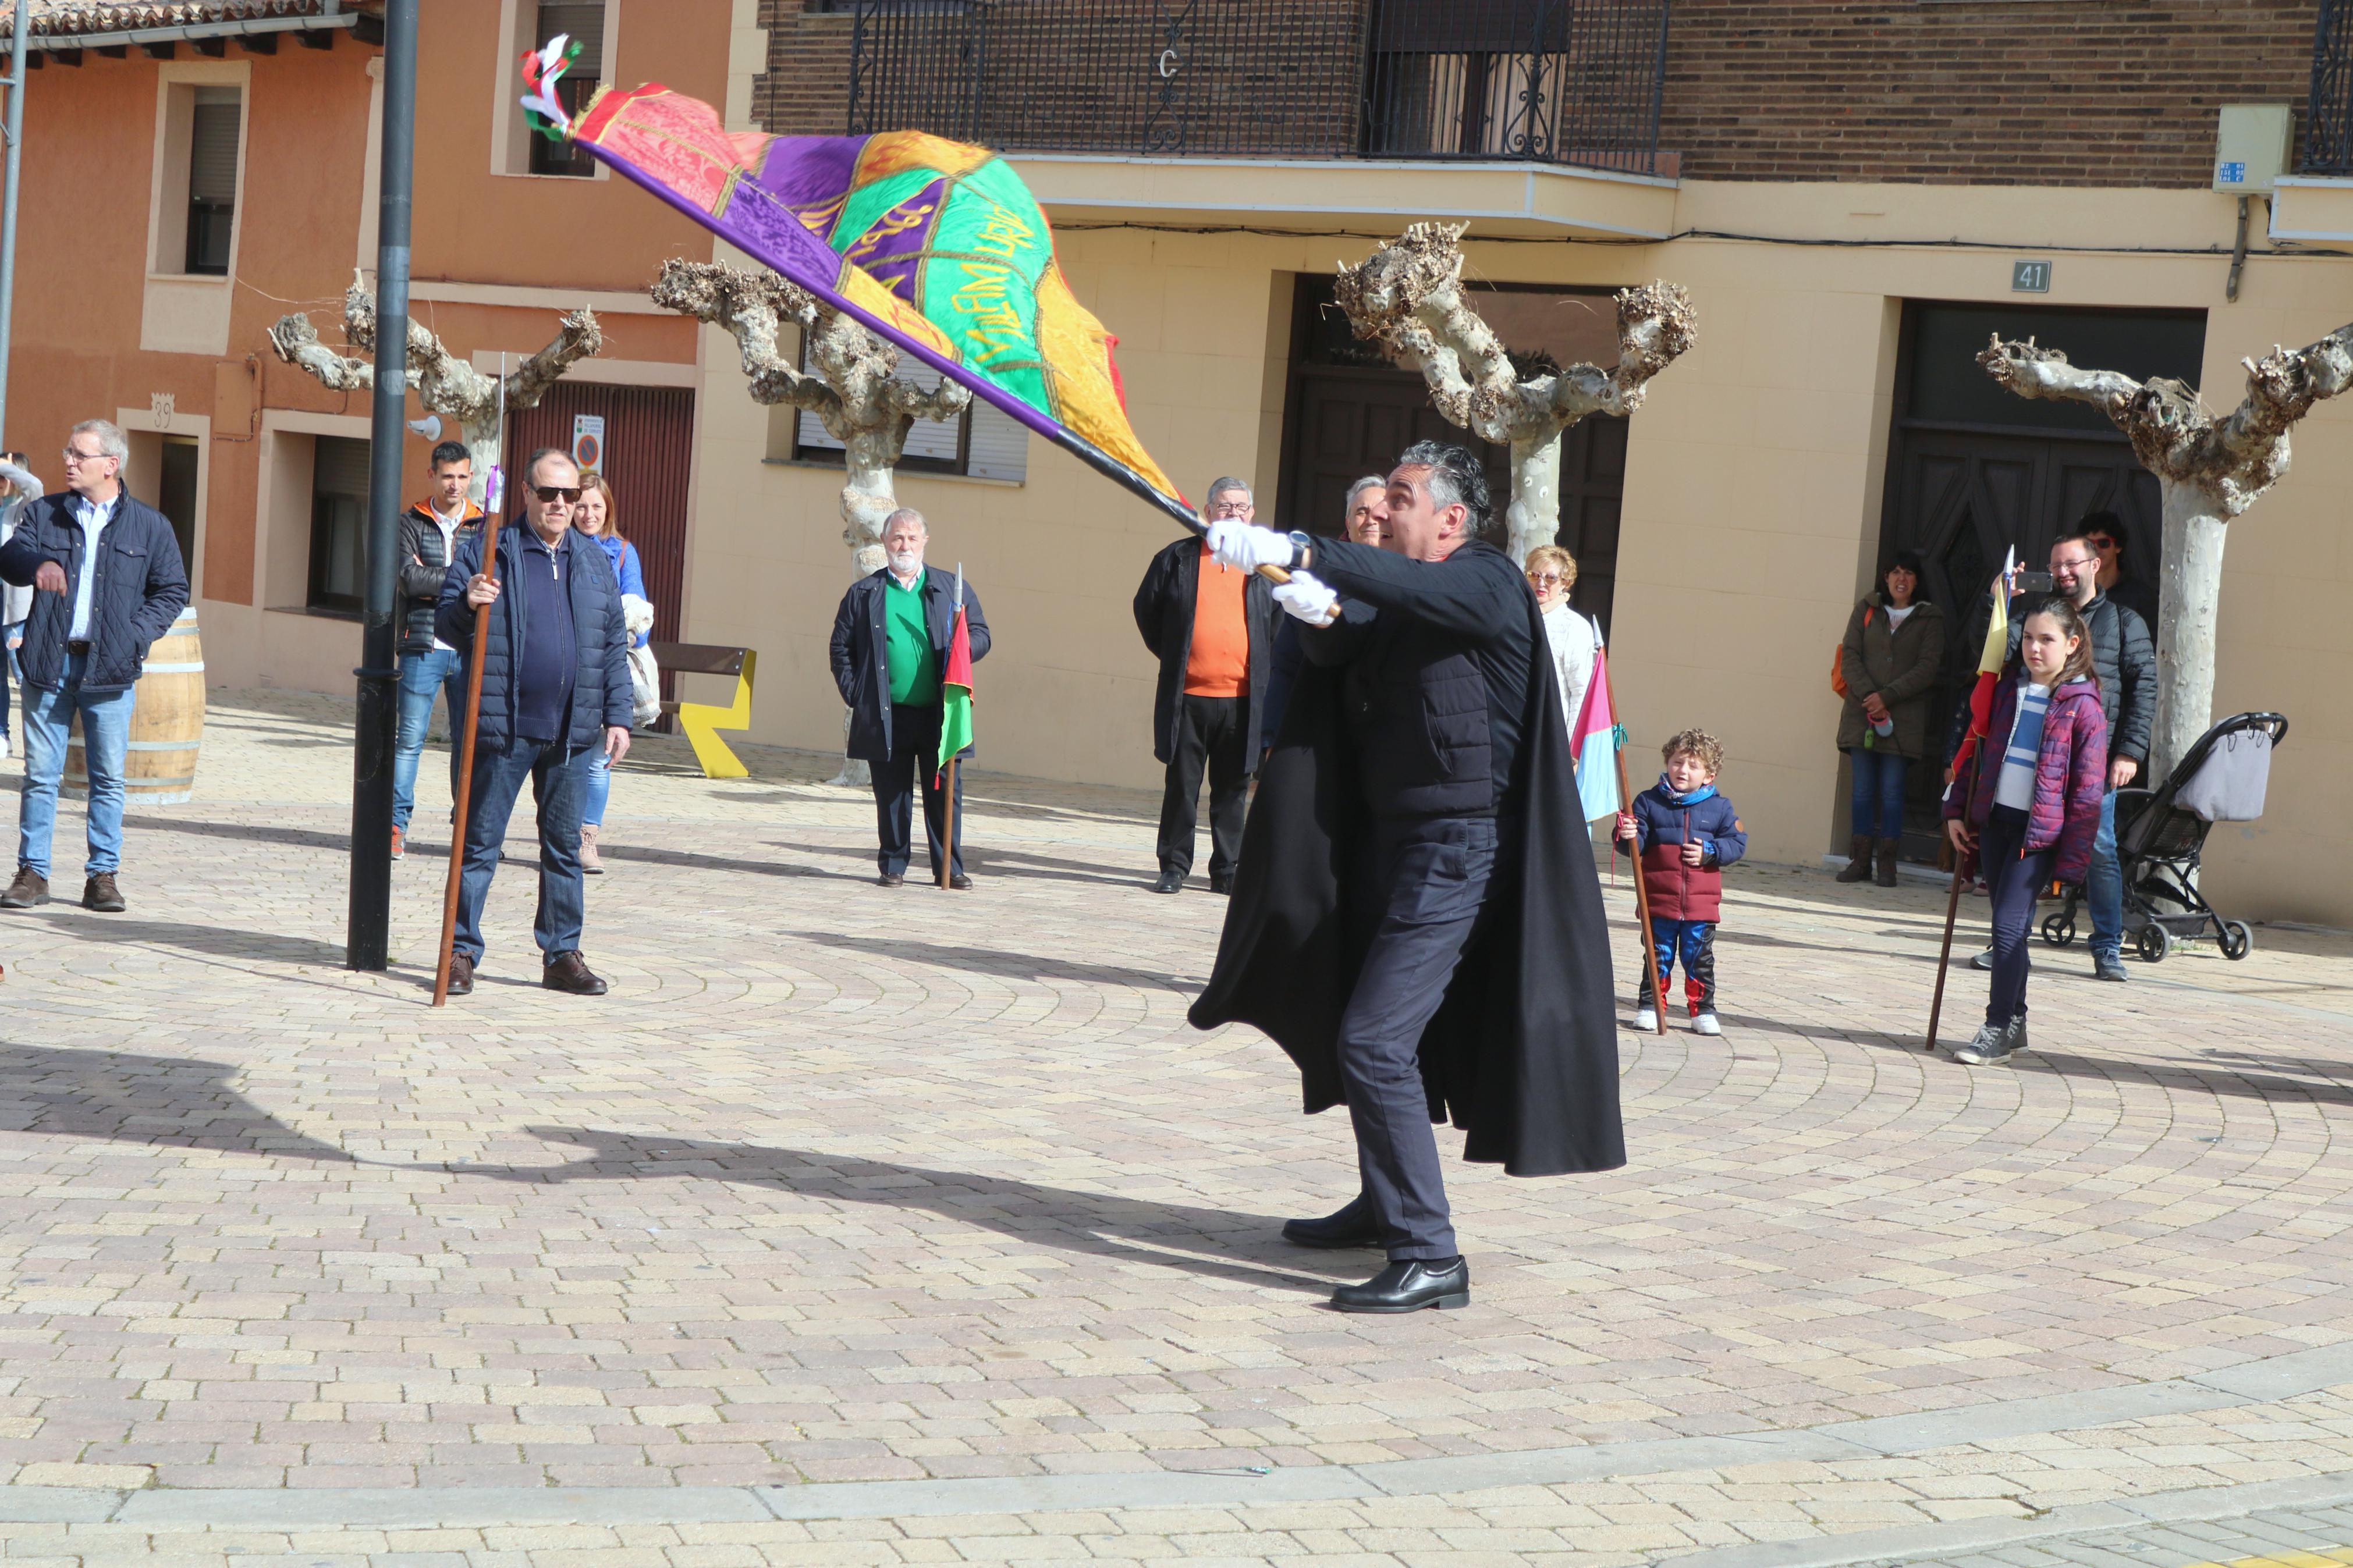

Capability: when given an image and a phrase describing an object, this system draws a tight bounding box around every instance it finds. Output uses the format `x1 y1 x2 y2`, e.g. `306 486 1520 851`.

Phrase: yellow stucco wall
683 179 2353 926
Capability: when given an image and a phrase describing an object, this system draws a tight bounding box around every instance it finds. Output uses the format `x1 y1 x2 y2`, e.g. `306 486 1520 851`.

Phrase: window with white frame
790 357 1029 482
185 87 240 274
308 436 372 614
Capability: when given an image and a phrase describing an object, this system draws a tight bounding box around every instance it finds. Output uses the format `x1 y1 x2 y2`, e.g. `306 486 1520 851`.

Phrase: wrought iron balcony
2310 0 2353 175
842 0 1673 178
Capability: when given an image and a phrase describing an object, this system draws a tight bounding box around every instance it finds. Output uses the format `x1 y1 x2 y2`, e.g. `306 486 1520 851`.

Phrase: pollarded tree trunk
1333 221 1695 563
268 271 604 509
650 258 971 782
1980 321 2352 778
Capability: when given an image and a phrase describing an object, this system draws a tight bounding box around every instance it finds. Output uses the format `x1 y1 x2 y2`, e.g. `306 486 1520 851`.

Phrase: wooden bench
649 641 757 780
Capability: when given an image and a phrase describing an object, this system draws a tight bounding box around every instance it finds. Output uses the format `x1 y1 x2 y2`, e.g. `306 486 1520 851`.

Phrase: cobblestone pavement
0 689 2349 1564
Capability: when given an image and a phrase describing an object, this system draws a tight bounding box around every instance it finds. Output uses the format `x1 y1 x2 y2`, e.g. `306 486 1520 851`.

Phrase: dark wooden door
1276 364 1628 634
506 383 696 644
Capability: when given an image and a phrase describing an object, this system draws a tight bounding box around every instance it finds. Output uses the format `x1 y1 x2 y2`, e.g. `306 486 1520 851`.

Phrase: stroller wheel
2135 925 2172 964
2220 920 2254 961
2041 912 2075 947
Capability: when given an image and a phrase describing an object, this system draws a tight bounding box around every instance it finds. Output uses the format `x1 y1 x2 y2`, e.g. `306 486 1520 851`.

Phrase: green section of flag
937 682 973 781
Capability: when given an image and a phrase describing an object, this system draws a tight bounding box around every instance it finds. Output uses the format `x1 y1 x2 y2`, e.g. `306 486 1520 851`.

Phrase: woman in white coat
1526 543 1601 734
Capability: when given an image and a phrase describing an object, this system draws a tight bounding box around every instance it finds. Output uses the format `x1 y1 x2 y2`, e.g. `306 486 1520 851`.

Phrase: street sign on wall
572 413 605 475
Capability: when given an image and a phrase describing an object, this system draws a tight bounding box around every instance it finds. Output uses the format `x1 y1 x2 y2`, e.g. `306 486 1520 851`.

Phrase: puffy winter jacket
1953 591 2153 766
1944 674 2107 885
397 496 482 656
1614 779 1747 923
434 520 631 752
0 490 189 694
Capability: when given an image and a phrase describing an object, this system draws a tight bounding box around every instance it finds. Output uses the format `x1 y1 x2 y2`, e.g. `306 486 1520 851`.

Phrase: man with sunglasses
2079 511 2157 631
0 420 189 913
434 449 633 997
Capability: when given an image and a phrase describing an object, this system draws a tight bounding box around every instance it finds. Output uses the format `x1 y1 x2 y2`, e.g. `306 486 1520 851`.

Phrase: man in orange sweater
1132 478 1276 895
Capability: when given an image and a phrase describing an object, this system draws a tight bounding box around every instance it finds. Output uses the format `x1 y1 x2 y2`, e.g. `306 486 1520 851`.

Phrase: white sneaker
1632 1007 1658 1032
1691 1013 1722 1036
0 731 9 760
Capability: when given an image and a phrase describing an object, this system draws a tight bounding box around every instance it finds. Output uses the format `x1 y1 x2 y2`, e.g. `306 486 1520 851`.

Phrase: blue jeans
2085 788 2123 961
1981 806 2054 1025
452 734 595 964
392 648 466 833
584 747 612 827
1847 745 1909 840
16 653 137 880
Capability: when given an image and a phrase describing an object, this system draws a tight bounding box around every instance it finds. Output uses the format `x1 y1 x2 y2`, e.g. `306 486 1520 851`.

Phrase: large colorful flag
1571 646 1625 823
521 40 1193 531
1946 548 2017 787
936 567 974 786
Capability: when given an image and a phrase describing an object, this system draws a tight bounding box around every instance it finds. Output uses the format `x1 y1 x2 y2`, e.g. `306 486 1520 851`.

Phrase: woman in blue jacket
573 475 648 873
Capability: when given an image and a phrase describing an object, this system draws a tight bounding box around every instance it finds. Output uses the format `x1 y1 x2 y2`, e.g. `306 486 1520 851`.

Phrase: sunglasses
1526 571 1565 586
532 485 583 504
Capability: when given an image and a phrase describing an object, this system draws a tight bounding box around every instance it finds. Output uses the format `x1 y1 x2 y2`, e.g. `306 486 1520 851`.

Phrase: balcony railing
843 0 1672 178
2309 0 2353 175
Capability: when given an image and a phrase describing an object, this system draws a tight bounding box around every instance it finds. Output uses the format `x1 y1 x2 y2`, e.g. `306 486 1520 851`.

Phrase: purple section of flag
753 134 866 216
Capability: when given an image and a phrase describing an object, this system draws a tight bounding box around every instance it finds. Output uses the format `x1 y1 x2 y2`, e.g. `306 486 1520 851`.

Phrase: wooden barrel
65 608 205 806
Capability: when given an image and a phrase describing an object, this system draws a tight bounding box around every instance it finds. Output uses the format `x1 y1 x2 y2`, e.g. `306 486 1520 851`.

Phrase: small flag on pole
936 564 973 785
1946 547 2016 788
1572 646 1626 823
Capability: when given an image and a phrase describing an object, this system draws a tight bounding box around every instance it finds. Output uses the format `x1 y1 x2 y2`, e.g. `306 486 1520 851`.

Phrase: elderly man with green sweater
828 509 992 888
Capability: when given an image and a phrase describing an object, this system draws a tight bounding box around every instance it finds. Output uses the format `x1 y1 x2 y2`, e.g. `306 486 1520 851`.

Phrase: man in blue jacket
828 508 991 888
0 420 189 913
435 449 632 997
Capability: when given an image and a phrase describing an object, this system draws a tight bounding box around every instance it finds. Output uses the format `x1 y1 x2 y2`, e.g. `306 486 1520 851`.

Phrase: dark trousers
1156 694 1247 878
1637 916 1717 1015
454 734 596 963
1334 815 1495 1263
872 701 964 879
1981 805 2054 1026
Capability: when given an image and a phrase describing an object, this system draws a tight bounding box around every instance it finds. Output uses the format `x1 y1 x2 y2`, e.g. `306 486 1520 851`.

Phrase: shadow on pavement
785 929 1202 996
0 1043 357 1162
441 1126 1341 1295
24 911 352 970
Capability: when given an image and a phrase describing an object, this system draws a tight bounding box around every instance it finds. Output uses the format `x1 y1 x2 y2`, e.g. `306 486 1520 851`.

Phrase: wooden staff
432 508 502 1007
1923 743 1983 1053
1602 656 1668 1036
937 757 958 889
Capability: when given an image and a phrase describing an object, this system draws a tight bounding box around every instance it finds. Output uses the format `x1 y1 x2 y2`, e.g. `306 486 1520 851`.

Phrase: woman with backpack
1835 550 1946 886
1942 598 2107 1067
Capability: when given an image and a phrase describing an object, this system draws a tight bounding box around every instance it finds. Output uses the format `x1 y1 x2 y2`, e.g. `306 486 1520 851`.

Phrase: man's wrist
1286 531 1313 573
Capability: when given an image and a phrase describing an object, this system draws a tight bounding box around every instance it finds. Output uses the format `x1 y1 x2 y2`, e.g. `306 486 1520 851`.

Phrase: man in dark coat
828 507 991 888
1132 477 1275 895
435 448 633 998
391 440 484 859
1188 440 1624 1314
0 418 189 913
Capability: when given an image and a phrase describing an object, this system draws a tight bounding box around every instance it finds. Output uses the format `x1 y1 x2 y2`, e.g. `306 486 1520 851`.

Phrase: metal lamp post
347 0 417 970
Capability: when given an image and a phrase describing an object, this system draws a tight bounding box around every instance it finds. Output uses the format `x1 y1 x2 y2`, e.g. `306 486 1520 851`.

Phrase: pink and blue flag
1571 646 1624 823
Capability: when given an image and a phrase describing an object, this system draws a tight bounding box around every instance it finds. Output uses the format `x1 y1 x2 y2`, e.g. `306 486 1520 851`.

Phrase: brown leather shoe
0 866 49 909
542 950 608 995
445 952 475 997
81 873 126 913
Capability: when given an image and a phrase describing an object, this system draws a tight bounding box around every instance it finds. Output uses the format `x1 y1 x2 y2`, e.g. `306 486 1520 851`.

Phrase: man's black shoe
1330 1257 1471 1314
1152 871 1183 894
543 951 609 995
445 953 475 997
1209 872 1233 895
1282 1200 1383 1250
878 872 905 888
948 872 973 890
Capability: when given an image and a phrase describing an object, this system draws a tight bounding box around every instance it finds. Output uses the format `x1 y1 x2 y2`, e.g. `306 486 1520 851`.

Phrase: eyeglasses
2087 537 2118 553
1205 503 1252 518
2051 556 2098 573
61 447 113 467
1526 571 1565 586
532 485 583 504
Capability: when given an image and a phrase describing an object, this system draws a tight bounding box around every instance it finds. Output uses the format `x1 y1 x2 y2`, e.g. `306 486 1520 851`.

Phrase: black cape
1186 578 1627 1178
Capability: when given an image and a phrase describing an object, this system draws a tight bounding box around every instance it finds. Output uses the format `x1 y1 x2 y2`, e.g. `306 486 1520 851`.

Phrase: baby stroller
2040 710 2287 963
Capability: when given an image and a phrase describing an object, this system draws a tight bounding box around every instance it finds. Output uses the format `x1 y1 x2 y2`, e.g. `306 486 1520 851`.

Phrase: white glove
1206 520 1293 574
1272 570 1339 627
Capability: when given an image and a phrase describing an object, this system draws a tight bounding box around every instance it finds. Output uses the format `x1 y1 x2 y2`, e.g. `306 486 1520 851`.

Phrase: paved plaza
0 689 2349 1565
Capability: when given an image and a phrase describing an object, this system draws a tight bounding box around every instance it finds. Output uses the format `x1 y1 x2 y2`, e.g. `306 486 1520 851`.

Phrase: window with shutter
186 87 240 275
792 354 1028 483
528 0 606 177
308 436 372 614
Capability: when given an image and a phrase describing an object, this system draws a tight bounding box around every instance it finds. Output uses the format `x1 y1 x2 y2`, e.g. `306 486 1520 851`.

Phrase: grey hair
1342 475 1385 520
882 506 928 536
1205 476 1252 506
1394 439 1493 542
70 419 129 465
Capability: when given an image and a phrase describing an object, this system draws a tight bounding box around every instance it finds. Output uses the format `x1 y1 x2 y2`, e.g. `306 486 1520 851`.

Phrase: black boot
1836 835 1872 883
1873 838 1901 887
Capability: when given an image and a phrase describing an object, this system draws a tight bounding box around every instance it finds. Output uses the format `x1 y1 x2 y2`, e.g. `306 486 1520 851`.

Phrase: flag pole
938 563 963 891
1924 746 1982 1053
1602 655 1667 1037
432 361 506 1006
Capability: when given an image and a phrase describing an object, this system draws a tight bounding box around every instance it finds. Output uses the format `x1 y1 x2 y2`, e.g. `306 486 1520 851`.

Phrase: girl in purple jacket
1942 599 2108 1066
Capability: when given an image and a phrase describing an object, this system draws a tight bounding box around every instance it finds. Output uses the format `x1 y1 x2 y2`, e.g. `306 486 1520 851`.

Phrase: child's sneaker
1950 1021 2016 1066
1632 1007 1658 1032
1691 1012 1722 1036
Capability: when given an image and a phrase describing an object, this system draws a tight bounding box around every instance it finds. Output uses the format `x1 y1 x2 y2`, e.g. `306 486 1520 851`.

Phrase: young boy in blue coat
1613 730 1748 1035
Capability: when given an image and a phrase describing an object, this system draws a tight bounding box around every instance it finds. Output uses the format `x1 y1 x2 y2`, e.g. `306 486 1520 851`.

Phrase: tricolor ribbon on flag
1946 547 2018 793
937 565 974 787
